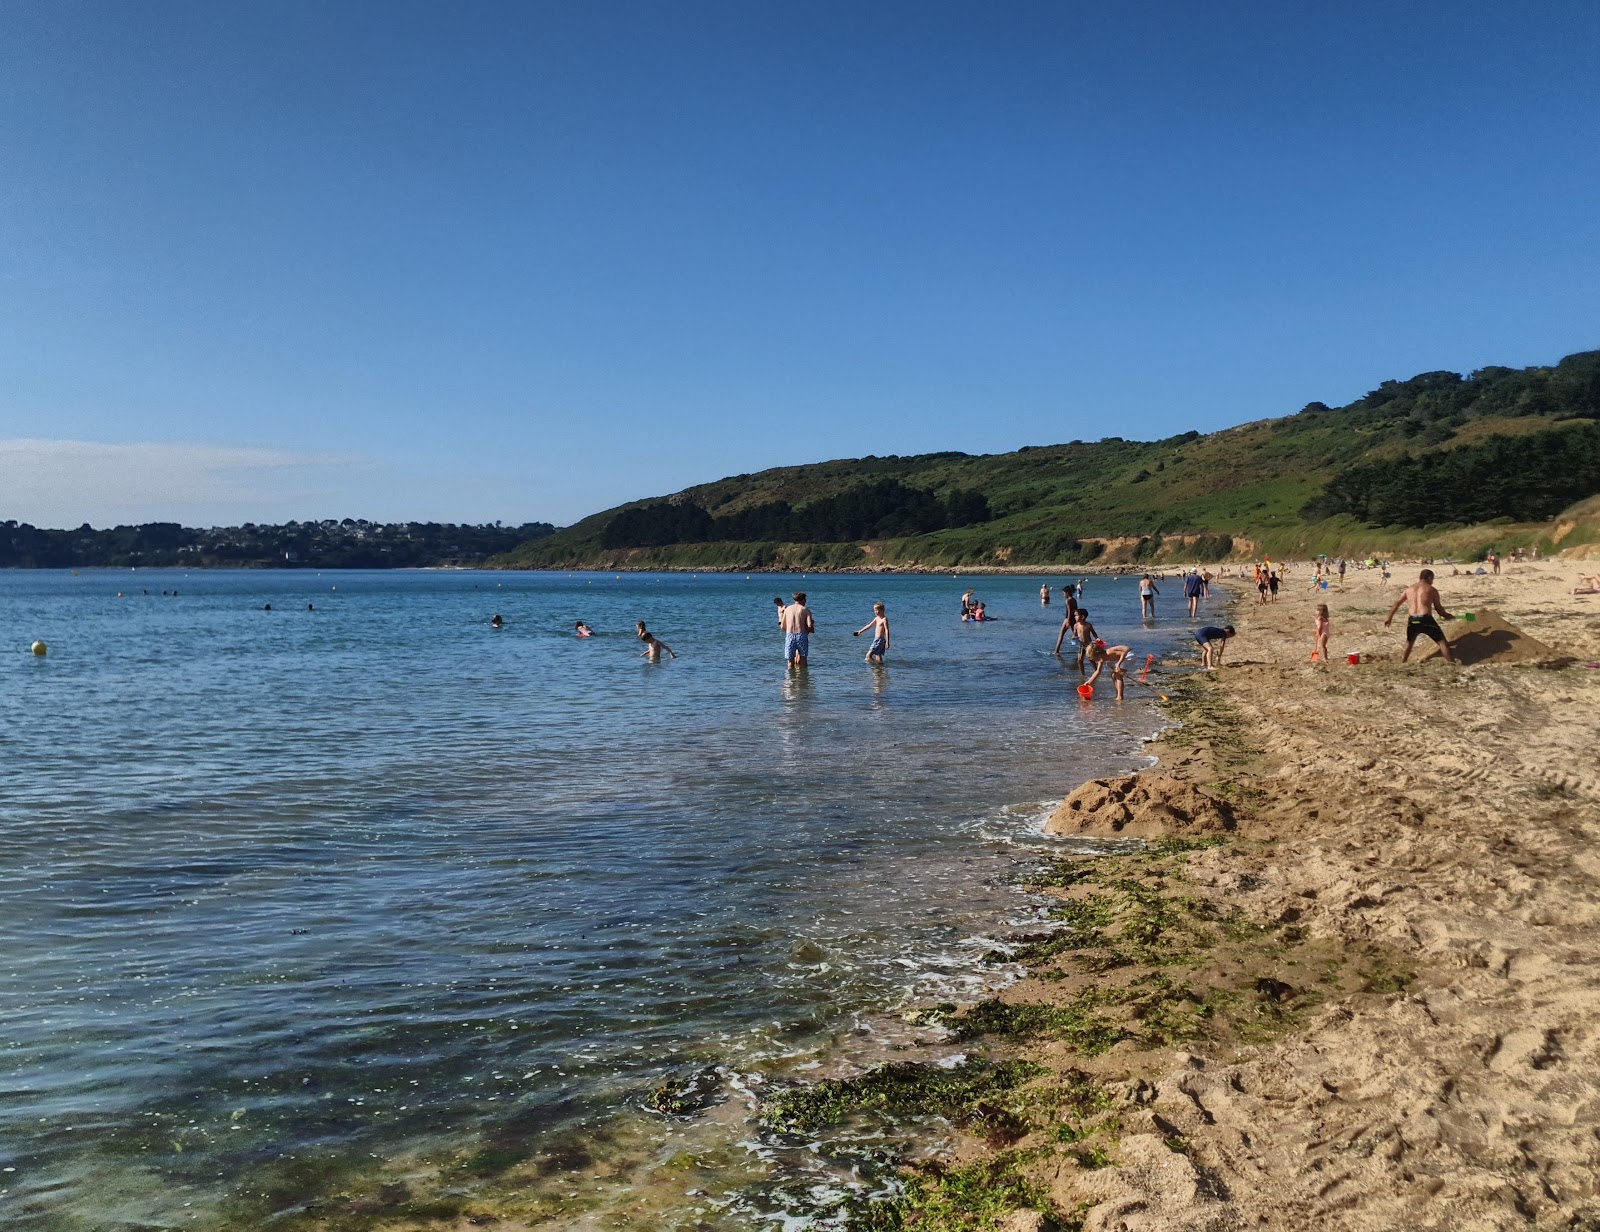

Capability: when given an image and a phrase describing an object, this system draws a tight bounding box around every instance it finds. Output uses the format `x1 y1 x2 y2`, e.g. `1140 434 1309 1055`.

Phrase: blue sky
3 0 1597 528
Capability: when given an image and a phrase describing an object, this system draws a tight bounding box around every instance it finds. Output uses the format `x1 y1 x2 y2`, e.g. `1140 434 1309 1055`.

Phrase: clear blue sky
3 0 1597 528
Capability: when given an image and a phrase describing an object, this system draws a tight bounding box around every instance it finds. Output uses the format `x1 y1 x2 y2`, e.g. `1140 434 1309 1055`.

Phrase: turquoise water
0 569 1198 1227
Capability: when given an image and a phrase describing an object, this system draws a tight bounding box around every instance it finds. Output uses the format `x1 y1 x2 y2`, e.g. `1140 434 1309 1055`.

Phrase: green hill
500 350 1600 570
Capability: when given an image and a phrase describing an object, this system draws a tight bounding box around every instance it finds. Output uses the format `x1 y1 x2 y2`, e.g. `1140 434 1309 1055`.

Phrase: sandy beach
968 557 1600 1231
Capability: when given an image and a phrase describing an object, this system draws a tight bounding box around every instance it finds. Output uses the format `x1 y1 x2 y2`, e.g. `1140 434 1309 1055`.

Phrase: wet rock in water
641 1066 724 1117
1045 774 1235 838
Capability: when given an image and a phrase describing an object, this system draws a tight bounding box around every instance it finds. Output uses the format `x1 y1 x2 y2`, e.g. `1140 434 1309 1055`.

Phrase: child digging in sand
1313 603 1330 665
853 603 890 663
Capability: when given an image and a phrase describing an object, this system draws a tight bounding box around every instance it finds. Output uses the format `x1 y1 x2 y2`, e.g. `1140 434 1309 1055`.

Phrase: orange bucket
1077 683 1094 698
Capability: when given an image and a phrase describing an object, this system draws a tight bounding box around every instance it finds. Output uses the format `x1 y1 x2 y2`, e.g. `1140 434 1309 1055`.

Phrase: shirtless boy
1068 609 1098 673
1385 569 1455 663
1084 642 1132 700
639 632 677 661
779 592 816 667
853 603 890 663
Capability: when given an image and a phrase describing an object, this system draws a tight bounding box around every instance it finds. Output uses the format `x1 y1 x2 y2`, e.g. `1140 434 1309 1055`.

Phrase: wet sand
1010 558 1600 1229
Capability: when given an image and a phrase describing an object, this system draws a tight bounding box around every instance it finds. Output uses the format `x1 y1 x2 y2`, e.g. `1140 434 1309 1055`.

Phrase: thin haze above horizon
2 0 1597 530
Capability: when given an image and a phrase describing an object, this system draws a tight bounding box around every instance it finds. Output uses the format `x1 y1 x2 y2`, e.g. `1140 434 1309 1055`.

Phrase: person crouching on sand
1195 624 1234 669
854 602 890 663
640 632 677 662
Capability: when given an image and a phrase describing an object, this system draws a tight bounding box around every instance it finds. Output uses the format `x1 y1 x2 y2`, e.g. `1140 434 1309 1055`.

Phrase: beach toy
1319 580 1328 590
1077 683 1094 698
1461 612 1476 622
1137 653 1155 681
1346 652 1360 665
30 640 47 657
1310 651 1319 661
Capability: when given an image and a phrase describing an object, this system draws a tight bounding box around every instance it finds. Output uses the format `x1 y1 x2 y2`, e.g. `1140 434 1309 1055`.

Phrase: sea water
0 569 1203 1228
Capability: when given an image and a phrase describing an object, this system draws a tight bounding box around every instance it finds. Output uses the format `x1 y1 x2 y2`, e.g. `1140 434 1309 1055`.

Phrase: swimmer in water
640 632 677 662
490 614 504 628
575 621 593 637
636 620 649 641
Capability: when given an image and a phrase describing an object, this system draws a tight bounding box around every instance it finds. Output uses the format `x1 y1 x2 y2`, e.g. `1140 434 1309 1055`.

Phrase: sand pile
1419 607 1562 666
1044 773 1235 837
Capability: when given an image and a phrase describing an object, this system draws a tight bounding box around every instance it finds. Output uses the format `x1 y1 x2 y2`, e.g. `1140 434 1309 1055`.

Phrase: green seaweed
761 1058 1045 1140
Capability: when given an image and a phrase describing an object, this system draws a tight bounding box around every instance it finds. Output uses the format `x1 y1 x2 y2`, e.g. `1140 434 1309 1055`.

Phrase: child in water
575 621 593 637
639 632 677 662
853 603 890 663
1313 604 1330 665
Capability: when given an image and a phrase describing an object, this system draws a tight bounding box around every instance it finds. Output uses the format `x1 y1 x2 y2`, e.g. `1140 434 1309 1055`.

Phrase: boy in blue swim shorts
853 602 890 663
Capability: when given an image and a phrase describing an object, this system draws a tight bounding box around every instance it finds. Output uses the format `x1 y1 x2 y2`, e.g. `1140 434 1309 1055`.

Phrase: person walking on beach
1337 557 1347 587
1194 624 1234 669
854 602 890 663
1139 574 1159 619
1183 570 1203 618
1313 603 1330 665
1384 569 1456 663
640 632 677 662
1268 571 1280 602
780 592 815 667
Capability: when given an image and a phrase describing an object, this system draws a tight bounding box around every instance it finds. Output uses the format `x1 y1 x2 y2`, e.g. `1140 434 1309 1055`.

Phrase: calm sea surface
0 569 1208 1228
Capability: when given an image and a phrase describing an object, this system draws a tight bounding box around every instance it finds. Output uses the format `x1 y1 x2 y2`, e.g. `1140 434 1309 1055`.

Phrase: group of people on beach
492 559 1491 686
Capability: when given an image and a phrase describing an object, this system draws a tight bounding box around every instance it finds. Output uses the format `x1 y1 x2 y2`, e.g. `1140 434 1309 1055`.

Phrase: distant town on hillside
0 518 557 569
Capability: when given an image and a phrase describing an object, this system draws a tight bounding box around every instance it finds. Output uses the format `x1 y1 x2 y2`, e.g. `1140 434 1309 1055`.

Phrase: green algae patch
761 1058 1046 1142
836 1151 1064 1232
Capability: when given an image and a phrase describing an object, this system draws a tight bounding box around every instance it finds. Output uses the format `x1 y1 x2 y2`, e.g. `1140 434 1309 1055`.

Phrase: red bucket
1346 652 1360 665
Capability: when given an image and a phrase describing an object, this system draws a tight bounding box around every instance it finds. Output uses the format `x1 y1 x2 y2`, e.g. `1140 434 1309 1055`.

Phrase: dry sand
1024 558 1600 1230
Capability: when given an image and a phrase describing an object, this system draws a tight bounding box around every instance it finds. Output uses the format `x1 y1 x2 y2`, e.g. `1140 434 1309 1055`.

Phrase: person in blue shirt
1194 624 1235 669
1183 570 1204 618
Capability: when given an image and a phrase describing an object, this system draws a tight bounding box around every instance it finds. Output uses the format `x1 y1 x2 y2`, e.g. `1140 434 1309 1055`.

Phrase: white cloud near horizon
0 439 364 529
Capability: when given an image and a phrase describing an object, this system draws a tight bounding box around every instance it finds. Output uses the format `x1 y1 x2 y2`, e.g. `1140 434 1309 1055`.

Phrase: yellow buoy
31 640 47 656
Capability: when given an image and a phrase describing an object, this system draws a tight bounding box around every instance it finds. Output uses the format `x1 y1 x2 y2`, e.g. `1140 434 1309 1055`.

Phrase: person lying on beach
1384 569 1455 663
853 603 890 663
575 621 593 637
1195 624 1234 669
640 632 677 661
1573 575 1600 595
1084 641 1132 699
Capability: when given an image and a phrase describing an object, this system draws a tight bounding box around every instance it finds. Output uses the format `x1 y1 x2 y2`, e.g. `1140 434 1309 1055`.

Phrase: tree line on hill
1293 350 1600 442
600 478 992 548
1305 422 1600 528
0 519 556 568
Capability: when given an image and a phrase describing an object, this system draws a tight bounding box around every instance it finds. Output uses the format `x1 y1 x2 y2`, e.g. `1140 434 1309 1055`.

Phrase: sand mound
1045 773 1235 838
1418 608 1562 666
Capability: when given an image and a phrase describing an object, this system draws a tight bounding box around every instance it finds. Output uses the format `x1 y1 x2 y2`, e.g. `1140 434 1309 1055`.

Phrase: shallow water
0 569 1201 1227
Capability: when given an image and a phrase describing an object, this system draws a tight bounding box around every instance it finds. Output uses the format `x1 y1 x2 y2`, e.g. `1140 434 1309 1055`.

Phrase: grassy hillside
500 350 1600 570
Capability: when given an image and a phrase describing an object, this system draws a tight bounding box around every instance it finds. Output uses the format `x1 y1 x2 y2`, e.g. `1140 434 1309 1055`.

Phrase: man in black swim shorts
1384 569 1455 663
